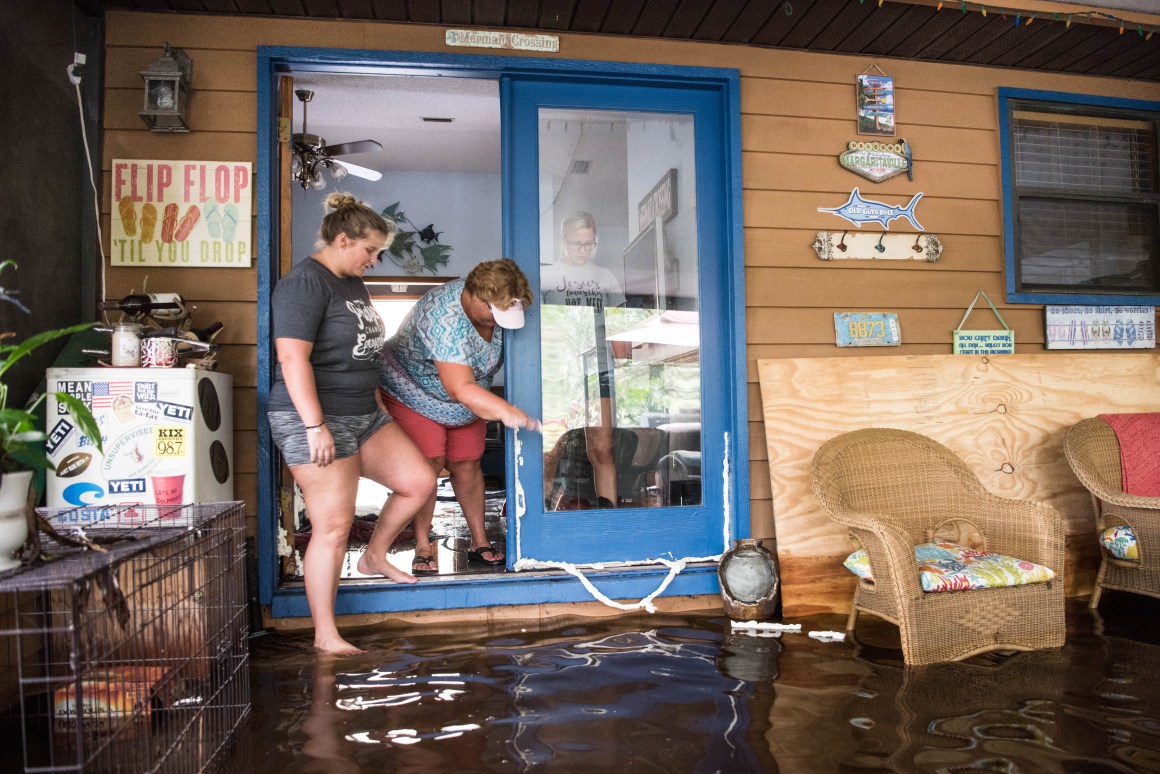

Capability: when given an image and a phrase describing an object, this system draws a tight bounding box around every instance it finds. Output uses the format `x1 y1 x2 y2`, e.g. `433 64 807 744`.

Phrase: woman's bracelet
305 422 325 433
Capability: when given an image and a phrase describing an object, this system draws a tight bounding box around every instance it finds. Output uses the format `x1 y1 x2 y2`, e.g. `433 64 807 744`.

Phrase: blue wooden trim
256 45 739 83
723 69 749 542
271 564 722 618
498 74 549 562
998 90 1019 306
997 87 1160 113
997 87 1160 306
255 53 277 606
498 74 529 565
255 45 743 615
501 78 739 563
1007 291 1160 305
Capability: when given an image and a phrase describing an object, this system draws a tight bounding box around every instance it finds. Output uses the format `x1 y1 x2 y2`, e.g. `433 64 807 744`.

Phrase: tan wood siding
759 353 1160 614
104 9 1160 570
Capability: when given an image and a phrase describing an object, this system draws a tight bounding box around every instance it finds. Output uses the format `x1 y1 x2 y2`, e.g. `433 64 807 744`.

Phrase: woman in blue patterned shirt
379 259 539 575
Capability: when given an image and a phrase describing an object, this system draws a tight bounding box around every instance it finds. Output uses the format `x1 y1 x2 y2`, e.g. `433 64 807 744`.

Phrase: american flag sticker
91 381 133 409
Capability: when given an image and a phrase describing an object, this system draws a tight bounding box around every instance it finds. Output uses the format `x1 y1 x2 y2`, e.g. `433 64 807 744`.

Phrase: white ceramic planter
0 470 33 571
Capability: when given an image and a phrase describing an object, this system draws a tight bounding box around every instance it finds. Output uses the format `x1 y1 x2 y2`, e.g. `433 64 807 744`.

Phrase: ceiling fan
290 89 384 189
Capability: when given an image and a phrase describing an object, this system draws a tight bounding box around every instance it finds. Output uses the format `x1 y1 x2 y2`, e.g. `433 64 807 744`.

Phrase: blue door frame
504 78 739 565
255 46 747 618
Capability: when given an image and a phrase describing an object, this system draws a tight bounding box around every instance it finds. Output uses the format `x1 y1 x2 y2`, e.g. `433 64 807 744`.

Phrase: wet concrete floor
233 592 1160 773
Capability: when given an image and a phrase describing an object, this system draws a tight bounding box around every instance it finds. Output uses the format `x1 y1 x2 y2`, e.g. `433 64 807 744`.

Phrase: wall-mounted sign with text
818 188 924 231
839 140 912 183
1045 306 1156 350
856 72 895 136
445 29 559 52
111 159 252 268
638 169 678 231
952 290 1014 355
835 312 901 347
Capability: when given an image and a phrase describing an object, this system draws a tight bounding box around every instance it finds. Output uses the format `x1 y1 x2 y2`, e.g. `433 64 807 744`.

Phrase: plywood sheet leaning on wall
758 353 1160 616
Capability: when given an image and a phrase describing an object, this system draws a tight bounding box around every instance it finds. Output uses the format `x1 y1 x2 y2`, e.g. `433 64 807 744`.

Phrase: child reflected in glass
541 211 630 509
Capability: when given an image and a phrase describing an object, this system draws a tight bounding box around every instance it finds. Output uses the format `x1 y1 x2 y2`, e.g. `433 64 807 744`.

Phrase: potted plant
0 260 102 569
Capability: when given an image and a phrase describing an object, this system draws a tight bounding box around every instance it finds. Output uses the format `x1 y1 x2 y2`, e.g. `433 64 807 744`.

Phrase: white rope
513 555 721 613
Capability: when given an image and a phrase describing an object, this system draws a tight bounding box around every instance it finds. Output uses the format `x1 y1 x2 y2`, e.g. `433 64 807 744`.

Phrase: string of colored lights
854 0 1157 39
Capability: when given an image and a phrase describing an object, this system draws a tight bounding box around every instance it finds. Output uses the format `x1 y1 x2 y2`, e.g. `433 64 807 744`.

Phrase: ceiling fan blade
320 139 383 157
329 159 383 182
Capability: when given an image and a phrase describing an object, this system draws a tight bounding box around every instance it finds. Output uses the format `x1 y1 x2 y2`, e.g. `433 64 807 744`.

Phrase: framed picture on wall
623 221 665 310
856 73 895 137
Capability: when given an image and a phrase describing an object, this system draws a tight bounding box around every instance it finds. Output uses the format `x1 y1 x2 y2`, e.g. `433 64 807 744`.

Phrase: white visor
488 298 525 329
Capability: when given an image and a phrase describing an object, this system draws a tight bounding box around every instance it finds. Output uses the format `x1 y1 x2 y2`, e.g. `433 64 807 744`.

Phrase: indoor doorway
279 73 507 582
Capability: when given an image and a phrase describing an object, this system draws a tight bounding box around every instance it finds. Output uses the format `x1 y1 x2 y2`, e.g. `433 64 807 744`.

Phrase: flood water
233 593 1160 773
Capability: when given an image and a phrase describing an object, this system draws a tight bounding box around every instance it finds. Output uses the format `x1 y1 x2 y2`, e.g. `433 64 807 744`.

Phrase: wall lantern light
139 43 192 132
717 538 780 621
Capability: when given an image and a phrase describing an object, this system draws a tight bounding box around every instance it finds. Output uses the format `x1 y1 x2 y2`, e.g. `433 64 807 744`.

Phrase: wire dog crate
0 502 250 773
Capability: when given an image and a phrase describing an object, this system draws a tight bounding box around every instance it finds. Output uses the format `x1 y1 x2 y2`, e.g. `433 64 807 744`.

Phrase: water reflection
241 598 1160 773
300 657 360 774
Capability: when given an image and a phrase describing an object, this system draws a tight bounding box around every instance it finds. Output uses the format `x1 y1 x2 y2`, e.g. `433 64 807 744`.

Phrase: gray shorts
268 409 393 466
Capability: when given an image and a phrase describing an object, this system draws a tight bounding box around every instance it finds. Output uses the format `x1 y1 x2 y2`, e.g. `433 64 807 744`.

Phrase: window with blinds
1008 103 1159 296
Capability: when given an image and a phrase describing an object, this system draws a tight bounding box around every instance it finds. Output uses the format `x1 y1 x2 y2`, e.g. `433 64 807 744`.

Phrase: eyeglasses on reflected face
566 240 599 252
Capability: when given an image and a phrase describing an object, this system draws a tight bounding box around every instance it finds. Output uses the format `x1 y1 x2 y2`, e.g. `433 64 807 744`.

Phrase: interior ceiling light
290 89 384 190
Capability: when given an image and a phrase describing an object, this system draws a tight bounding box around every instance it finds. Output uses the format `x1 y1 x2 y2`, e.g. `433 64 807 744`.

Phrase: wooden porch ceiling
97 0 1160 82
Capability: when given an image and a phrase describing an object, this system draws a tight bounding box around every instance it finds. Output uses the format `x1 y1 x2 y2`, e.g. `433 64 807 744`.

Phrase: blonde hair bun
324 192 360 212
316 193 397 248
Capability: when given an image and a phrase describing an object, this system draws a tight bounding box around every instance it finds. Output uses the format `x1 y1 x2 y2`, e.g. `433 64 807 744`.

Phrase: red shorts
381 389 486 462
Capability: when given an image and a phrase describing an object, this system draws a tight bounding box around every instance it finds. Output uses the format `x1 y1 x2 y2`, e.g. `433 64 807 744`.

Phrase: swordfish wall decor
817 188 924 231
814 177 940 260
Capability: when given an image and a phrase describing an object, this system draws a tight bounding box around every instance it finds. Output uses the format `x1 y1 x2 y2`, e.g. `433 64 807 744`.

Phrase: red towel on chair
1098 413 1160 496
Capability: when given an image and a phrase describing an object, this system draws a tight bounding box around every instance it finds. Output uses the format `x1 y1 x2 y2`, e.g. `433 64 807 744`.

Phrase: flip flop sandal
205 203 222 239
467 546 504 566
221 203 238 243
411 554 438 575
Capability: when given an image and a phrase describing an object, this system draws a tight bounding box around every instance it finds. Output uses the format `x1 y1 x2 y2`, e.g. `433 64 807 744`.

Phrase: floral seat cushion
842 541 1056 593
1100 525 1138 561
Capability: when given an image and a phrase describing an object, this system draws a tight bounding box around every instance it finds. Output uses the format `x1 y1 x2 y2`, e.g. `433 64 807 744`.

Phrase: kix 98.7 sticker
155 427 187 458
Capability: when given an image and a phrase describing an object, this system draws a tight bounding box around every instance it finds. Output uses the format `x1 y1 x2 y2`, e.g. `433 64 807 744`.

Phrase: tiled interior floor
317 475 508 580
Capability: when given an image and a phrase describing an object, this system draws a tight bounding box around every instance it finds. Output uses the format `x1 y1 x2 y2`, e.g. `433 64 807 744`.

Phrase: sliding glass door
504 76 740 564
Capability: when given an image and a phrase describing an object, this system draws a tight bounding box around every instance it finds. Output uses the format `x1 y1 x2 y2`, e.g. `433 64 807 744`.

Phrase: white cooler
45 368 233 525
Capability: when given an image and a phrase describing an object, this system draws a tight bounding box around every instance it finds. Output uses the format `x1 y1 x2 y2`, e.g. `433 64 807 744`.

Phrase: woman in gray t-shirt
269 193 435 655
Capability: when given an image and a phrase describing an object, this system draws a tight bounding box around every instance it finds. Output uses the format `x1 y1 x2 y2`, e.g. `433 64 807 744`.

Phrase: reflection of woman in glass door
542 212 627 508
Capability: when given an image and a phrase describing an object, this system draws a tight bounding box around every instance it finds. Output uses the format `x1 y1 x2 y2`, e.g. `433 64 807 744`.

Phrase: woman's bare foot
357 552 418 583
314 634 366 655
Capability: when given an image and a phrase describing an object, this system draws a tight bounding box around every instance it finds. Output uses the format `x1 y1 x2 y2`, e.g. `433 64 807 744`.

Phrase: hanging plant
379 202 453 275
0 261 103 475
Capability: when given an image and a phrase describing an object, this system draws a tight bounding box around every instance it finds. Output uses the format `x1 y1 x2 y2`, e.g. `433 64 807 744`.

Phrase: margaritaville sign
445 29 559 52
838 140 910 183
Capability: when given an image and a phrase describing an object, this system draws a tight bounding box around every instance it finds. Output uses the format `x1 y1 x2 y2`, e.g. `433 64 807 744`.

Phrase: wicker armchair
810 428 1066 666
1064 416 1160 608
